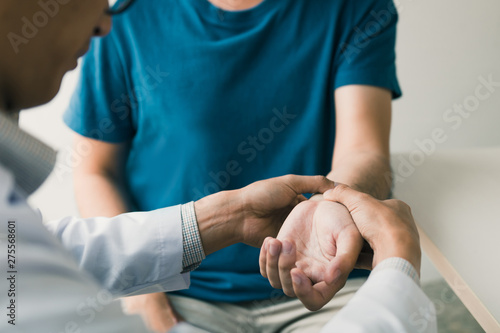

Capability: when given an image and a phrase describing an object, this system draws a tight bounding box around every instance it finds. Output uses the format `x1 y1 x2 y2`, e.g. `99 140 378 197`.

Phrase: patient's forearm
74 171 133 218
328 151 391 199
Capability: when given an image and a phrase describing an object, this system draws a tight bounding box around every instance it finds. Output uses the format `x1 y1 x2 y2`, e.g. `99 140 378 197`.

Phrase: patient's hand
122 293 183 333
259 200 364 311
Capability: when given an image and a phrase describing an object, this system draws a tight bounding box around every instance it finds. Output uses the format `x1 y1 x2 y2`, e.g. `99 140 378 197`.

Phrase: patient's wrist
309 193 324 201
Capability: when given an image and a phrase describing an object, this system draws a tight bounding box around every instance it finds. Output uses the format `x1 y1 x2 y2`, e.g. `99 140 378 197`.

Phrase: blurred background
20 0 499 331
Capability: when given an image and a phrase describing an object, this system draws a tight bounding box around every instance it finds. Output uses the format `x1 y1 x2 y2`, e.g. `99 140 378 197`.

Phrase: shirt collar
0 111 56 196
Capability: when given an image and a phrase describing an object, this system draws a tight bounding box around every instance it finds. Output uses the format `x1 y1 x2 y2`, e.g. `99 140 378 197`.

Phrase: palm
277 200 362 284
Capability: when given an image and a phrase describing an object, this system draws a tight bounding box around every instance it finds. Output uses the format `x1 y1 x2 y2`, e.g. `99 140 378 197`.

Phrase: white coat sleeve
321 266 437 333
0 175 152 332
44 205 190 297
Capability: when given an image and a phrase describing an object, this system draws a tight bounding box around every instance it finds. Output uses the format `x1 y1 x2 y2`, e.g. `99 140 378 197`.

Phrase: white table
392 148 500 332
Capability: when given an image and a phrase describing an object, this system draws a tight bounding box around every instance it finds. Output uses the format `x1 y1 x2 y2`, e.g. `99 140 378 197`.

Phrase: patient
65 0 400 330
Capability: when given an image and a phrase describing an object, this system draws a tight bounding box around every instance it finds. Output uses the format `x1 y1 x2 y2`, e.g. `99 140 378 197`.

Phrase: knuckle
403 202 413 214
315 175 328 183
389 199 412 213
278 261 290 270
335 183 349 191
270 280 282 289
355 192 371 202
283 287 295 298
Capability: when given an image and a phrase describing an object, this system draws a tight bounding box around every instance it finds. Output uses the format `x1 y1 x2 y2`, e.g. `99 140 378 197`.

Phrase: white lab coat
321 268 437 333
0 164 437 332
0 164 188 332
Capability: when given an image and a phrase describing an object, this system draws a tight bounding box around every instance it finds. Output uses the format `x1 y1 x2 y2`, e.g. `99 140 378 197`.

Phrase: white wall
19 0 500 282
20 67 80 221
392 0 500 153
390 0 500 282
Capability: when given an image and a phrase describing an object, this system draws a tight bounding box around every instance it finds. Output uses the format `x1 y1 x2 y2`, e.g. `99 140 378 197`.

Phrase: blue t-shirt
65 0 401 302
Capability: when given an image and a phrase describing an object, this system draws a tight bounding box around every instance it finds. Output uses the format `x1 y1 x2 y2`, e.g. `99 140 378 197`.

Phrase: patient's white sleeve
321 259 437 333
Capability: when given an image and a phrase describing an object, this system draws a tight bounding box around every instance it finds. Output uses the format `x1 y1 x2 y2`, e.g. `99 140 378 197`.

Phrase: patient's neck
208 0 265 11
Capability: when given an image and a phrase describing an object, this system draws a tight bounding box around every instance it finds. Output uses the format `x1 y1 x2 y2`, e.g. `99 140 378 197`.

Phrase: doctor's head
0 0 134 112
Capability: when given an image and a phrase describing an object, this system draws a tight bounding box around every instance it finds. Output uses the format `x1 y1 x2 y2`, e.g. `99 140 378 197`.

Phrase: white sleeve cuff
372 257 420 286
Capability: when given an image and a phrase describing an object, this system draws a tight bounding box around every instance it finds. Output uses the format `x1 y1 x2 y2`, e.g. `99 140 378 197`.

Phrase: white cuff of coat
372 257 420 286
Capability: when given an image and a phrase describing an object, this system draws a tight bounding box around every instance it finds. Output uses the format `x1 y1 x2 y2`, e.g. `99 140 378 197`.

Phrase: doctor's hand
194 175 336 255
259 199 364 311
323 184 421 274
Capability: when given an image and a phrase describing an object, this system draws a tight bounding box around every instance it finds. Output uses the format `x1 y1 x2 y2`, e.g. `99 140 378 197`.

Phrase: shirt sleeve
45 205 191 297
181 202 206 273
321 258 437 333
63 34 136 143
333 0 402 98
0 176 151 332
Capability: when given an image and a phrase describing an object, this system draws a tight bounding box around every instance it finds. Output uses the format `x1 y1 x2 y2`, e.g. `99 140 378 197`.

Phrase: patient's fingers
259 237 271 278
324 229 363 285
278 240 297 297
266 238 283 289
291 268 335 311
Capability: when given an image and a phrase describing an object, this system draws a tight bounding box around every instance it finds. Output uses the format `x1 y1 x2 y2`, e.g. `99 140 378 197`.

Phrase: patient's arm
327 85 393 200
264 85 393 311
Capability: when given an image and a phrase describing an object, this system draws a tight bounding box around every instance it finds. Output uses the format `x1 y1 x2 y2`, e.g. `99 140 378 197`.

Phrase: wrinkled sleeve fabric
321 258 437 333
0 168 150 332
45 205 190 296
